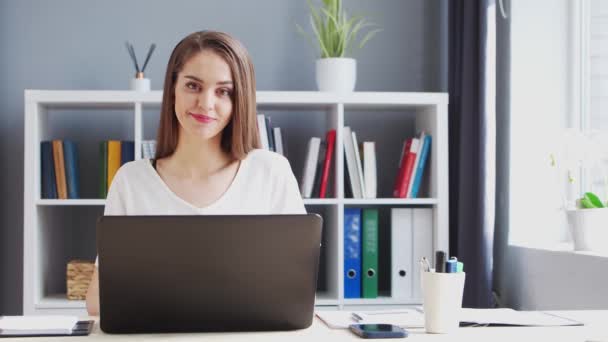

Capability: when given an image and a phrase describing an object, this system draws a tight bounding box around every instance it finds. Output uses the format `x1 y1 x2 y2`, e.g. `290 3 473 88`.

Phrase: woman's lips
190 113 216 123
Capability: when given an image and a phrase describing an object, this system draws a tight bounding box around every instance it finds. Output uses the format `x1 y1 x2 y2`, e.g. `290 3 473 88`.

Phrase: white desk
3 311 607 341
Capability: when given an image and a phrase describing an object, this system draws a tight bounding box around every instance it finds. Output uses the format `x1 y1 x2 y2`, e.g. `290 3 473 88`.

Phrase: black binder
0 320 94 338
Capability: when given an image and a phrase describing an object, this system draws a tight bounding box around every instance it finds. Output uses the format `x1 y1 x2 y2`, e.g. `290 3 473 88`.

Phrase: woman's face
174 50 234 143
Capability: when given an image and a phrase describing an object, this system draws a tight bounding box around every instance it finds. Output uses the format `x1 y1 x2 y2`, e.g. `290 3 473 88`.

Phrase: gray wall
0 0 448 314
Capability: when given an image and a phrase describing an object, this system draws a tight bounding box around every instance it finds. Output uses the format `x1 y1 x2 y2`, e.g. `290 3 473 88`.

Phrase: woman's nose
196 90 214 111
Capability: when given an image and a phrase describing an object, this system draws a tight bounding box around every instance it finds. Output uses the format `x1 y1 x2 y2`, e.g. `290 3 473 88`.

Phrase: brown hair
155 30 260 161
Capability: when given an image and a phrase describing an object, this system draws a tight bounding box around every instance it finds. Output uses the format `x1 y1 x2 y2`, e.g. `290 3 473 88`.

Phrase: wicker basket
66 260 94 300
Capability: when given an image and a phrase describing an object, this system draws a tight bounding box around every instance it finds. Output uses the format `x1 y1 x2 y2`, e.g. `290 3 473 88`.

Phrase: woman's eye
186 82 200 91
219 88 233 97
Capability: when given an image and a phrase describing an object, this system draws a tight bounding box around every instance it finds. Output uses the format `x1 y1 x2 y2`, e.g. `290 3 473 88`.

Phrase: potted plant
296 0 381 93
551 129 608 252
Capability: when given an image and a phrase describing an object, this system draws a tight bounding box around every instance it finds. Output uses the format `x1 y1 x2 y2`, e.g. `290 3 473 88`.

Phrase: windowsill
509 241 608 259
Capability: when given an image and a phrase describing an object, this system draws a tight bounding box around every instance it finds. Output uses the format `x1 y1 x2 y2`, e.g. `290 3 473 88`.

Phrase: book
362 208 379 298
62 140 80 199
257 114 269 150
352 131 366 198
393 139 412 198
343 127 362 198
300 137 321 198
0 315 78 335
265 116 275 152
52 140 68 199
396 138 419 198
121 141 135 165
107 140 121 191
99 141 108 198
363 142 377 198
273 127 284 156
41 141 57 199
319 129 336 198
406 132 425 198
410 134 432 198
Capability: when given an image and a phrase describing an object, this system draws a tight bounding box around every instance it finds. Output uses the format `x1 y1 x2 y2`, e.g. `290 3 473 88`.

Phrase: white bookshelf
23 90 449 315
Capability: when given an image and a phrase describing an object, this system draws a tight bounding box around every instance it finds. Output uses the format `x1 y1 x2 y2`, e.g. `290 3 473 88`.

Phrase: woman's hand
85 267 100 316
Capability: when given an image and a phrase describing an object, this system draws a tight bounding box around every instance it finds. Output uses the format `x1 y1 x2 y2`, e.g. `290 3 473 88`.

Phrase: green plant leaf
583 192 604 208
359 28 382 49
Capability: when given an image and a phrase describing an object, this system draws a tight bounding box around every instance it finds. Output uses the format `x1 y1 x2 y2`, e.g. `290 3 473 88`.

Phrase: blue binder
344 207 362 298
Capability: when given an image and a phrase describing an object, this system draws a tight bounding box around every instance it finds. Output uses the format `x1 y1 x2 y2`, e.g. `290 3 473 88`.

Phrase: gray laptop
96 214 323 334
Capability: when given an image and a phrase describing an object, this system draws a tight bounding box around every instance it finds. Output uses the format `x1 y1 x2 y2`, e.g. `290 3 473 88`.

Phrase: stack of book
99 140 134 198
392 131 432 198
256 114 287 156
41 140 80 199
40 140 80 199
300 130 336 198
344 127 377 199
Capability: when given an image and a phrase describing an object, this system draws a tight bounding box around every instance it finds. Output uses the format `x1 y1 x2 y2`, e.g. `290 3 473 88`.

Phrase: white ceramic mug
421 271 466 334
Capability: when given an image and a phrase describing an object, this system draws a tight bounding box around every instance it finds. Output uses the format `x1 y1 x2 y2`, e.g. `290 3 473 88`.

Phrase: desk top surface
2 310 607 341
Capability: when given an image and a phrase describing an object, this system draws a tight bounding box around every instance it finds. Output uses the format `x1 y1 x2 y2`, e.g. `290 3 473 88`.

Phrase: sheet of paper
316 309 424 329
459 308 583 327
0 315 77 335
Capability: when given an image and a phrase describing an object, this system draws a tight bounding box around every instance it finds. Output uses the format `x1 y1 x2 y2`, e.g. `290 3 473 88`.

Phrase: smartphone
349 324 408 339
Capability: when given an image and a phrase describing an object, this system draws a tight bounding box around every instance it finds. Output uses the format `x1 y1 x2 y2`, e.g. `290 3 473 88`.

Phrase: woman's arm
86 167 127 316
85 267 99 316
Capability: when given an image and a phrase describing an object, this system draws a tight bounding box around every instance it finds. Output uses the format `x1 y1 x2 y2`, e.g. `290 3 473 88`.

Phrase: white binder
391 208 413 300
412 208 433 300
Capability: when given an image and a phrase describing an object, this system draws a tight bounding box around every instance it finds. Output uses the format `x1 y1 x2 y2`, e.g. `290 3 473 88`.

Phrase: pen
422 257 431 272
351 312 363 322
435 251 446 273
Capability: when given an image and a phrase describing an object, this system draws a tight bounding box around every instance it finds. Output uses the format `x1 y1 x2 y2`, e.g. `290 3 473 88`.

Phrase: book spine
319 129 336 198
63 140 80 199
107 140 121 190
393 139 412 197
41 141 57 199
397 138 419 198
411 135 432 198
52 140 68 199
121 141 135 165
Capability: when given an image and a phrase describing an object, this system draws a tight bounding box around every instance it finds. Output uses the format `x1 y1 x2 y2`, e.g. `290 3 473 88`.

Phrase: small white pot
130 77 150 92
315 58 356 93
566 208 608 252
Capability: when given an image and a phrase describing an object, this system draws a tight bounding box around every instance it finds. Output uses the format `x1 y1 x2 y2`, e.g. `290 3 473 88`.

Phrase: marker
446 257 457 273
435 251 446 273
457 261 464 273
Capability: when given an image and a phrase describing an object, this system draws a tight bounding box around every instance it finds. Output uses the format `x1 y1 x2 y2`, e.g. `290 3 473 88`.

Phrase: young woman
86 31 305 315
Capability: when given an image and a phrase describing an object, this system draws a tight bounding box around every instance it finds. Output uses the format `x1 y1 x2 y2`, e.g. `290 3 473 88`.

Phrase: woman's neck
166 132 233 179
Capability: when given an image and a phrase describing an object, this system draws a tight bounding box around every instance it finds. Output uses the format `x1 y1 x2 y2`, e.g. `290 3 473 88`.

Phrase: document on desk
460 308 584 327
316 309 424 329
0 315 78 335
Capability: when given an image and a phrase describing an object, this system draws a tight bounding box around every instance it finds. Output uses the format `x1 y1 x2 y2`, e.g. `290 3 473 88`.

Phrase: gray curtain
448 0 497 308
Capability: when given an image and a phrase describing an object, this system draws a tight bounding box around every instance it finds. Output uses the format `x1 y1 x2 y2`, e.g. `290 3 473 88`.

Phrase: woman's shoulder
244 149 291 173
115 158 153 179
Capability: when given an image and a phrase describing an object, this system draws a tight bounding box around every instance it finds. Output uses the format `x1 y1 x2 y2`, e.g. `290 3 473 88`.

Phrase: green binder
362 208 378 298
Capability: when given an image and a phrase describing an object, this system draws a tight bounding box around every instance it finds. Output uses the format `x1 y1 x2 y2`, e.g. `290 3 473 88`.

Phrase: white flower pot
566 208 608 252
315 58 356 93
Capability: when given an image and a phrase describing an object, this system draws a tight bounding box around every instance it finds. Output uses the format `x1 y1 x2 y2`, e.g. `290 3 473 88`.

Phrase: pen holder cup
130 77 150 92
421 271 465 334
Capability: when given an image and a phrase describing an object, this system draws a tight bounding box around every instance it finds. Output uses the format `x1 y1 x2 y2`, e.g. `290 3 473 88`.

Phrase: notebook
0 316 93 337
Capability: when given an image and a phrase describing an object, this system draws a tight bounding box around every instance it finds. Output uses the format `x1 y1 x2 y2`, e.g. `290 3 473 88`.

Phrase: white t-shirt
104 149 306 215
96 149 306 266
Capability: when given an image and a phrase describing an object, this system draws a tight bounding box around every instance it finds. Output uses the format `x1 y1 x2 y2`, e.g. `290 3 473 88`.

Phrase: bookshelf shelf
24 90 448 314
